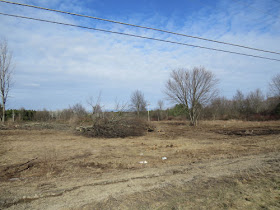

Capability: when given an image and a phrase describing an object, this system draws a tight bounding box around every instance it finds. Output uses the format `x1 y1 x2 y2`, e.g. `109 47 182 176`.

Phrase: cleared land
0 120 279 209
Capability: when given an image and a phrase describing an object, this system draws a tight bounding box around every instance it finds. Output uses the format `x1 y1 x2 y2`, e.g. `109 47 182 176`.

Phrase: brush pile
76 117 153 138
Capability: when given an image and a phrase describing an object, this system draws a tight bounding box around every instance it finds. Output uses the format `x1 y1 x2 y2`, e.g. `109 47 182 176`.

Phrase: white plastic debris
139 161 148 164
140 153 144 156
162 157 167 160
9 178 20 181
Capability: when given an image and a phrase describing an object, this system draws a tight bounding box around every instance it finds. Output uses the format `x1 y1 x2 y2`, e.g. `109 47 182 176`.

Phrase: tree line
1 39 280 125
3 79 279 124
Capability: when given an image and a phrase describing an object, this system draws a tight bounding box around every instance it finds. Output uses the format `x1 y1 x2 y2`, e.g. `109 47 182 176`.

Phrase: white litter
139 161 148 164
9 178 20 181
162 157 167 160
140 153 144 156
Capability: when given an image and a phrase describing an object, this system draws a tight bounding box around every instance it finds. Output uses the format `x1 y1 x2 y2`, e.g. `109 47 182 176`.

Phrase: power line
1 12 280 62
0 0 279 56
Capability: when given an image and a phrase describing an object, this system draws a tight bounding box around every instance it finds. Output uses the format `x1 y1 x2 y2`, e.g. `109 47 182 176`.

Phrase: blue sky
0 0 279 110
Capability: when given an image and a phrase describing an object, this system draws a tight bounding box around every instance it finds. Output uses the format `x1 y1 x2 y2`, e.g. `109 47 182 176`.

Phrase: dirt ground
0 120 279 209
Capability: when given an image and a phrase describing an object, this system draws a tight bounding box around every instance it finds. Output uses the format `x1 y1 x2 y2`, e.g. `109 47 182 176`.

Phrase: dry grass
86 167 280 210
0 120 279 209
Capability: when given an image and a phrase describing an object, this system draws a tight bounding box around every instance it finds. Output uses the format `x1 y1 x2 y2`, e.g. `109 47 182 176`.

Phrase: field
0 120 280 209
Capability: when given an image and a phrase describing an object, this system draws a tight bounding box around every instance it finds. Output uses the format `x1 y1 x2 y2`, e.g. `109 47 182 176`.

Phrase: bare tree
269 74 280 98
34 109 51 121
165 67 218 126
208 97 231 120
158 100 164 110
0 40 14 123
58 108 74 121
114 98 128 118
233 90 246 116
246 89 265 114
157 100 164 121
130 90 147 117
87 92 103 119
70 103 88 118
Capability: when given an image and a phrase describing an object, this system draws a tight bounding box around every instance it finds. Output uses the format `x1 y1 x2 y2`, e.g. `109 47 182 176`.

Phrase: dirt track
0 120 279 209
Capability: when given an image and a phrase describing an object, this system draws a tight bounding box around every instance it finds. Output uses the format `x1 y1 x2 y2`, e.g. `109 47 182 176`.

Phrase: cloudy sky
0 0 279 110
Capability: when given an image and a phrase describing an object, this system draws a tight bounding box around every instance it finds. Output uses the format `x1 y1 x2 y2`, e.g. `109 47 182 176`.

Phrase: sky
0 0 279 111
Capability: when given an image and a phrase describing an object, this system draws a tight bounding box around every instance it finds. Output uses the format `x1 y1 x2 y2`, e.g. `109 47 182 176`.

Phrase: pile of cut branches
76 117 152 138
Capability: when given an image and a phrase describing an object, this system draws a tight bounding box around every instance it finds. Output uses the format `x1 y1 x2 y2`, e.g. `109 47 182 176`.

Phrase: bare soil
0 120 279 209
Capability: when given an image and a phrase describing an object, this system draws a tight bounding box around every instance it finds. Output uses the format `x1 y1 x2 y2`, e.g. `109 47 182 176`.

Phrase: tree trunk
189 108 198 126
2 104 5 123
189 112 195 126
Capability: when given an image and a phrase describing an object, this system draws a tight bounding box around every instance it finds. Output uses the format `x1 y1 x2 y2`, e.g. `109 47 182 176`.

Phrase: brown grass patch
0 120 279 209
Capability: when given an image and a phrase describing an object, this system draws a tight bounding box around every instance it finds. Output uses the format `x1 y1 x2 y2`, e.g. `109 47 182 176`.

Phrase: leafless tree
208 97 231 120
130 90 147 117
233 90 246 116
158 100 164 110
165 67 218 126
87 92 103 119
0 40 14 123
58 108 74 121
70 103 88 118
246 89 265 114
157 100 164 121
114 98 128 118
269 74 280 98
265 96 280 113
232 89 265 118
34 109 51 121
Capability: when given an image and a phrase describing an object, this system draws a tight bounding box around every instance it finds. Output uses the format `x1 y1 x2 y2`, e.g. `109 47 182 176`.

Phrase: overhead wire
0 12 280 62
0 0 279 56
